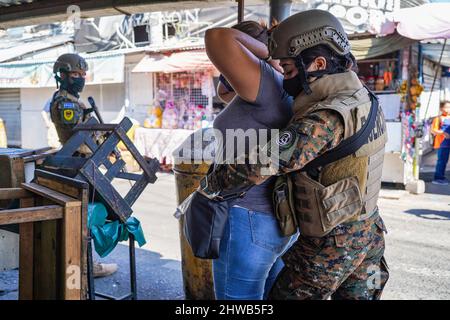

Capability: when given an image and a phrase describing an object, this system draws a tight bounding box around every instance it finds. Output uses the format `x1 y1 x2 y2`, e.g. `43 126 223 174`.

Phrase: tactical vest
284 71 387 237
49 90 85 144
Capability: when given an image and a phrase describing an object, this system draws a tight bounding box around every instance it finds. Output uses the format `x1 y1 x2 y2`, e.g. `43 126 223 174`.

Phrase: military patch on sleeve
276 127 297 150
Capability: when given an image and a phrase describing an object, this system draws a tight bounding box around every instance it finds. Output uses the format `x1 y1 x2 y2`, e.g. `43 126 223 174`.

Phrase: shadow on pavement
405 209 450 220
94 243 185 300
0 244 185 300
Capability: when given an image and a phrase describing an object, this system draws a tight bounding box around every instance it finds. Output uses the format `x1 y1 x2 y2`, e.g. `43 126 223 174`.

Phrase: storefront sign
313 0 401 33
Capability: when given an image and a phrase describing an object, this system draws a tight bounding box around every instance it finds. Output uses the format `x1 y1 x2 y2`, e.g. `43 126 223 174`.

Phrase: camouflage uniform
49 89 88 145
269 212 388 300
206 88 389 300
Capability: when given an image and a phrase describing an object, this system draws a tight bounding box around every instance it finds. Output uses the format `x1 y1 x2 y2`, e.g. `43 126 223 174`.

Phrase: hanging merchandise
193 104 206 130
383 62 394 88
162 100 179 129
375 76 385 91
201 72 216 98
143 103 163 128
401 111 416 161
177 98 188 129
398 78 424 111
183 102 196 130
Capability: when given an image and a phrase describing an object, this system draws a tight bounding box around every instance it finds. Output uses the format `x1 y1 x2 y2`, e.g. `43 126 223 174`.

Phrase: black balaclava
55 72 85 98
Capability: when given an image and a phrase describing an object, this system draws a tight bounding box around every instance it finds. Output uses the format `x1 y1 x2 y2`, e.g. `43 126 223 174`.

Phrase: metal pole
237 0 244 23
129 234 137 300
270 0 292 24
423 38 447 120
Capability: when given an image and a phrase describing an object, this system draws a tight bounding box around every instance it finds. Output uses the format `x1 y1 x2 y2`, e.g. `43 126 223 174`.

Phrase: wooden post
19 197 35 300
62 205 82 300
34 170 89 299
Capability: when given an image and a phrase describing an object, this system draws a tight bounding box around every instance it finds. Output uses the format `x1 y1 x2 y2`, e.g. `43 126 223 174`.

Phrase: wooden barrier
0 171 88 300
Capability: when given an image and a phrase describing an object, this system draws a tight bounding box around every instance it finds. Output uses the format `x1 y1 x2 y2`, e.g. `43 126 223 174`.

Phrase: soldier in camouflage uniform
49 53 118 278
50 53 91 145
199 10 389 300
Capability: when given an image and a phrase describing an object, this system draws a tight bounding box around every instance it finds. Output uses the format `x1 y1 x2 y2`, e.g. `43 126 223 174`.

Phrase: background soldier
200 10 389 299
50 53 118 278
50 53 91 145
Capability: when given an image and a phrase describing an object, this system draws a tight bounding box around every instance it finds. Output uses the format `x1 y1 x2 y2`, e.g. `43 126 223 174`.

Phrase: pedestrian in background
431 101 450 185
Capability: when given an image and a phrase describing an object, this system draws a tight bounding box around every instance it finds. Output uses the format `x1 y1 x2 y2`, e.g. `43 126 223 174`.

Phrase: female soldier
201 10 389 300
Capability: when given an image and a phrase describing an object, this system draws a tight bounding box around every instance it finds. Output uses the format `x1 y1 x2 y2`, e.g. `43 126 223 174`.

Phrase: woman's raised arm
205 27 269 103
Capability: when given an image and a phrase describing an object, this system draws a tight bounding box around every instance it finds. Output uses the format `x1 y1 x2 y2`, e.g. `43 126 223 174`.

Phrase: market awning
132 50 215 73
369 3 450 40
422 42 450 67
350 33 416 61
0 52 125 88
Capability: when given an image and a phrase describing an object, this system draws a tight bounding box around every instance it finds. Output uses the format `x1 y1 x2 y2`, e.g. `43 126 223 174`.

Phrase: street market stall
132 49 219 167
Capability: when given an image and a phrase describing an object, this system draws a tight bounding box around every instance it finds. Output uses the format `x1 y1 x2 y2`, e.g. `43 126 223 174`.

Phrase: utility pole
237 0 244 23
270 0 292 25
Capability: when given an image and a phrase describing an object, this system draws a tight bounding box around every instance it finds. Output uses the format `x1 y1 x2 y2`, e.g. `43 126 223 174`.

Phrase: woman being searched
204 20 298 300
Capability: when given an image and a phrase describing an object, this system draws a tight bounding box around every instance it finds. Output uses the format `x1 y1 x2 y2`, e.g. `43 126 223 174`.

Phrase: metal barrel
172 129 215 300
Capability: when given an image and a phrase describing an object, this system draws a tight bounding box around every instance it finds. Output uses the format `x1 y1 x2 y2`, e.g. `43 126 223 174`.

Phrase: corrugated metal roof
0 0 34 7
0 33 73 62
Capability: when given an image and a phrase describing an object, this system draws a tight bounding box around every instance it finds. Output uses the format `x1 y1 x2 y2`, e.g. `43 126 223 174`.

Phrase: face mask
68 76 85 96
57 74 85 98
283 64 331 97
283 75 304 97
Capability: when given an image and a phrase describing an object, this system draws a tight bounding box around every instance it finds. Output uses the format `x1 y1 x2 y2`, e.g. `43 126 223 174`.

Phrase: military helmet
269 9 351 59
53 53 88 74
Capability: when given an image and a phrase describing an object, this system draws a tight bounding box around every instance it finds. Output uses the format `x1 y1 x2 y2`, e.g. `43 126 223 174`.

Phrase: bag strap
301 87 380 172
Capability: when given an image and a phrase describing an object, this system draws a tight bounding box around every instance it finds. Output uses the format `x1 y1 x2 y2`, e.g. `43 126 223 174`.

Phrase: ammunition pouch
273 173 364 238
293 173 363 237
273 174 298 237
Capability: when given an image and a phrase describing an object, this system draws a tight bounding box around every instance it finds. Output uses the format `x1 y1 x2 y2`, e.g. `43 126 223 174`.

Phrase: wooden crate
0 170 88 300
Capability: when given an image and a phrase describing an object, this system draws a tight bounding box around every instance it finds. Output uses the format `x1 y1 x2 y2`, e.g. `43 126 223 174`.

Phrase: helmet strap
294 56 312 95
54 73 63 89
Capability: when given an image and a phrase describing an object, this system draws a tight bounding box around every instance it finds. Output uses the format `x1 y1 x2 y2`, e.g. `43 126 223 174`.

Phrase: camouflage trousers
269 213 389 300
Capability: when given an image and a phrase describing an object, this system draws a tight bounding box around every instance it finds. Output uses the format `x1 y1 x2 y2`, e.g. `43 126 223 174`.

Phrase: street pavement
1 162 449 300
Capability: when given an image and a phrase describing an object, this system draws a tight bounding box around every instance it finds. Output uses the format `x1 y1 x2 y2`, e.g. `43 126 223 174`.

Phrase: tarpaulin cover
350 33 416 60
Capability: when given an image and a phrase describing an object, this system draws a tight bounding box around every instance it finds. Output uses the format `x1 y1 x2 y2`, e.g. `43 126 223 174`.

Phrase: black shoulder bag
178 164 250 259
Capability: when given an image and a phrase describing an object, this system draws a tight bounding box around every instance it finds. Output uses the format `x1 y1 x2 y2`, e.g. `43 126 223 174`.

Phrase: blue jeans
434 147 450 180
213 206 298 300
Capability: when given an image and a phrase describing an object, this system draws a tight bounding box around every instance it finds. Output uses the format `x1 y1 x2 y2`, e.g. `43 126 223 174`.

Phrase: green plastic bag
88 203 146 258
